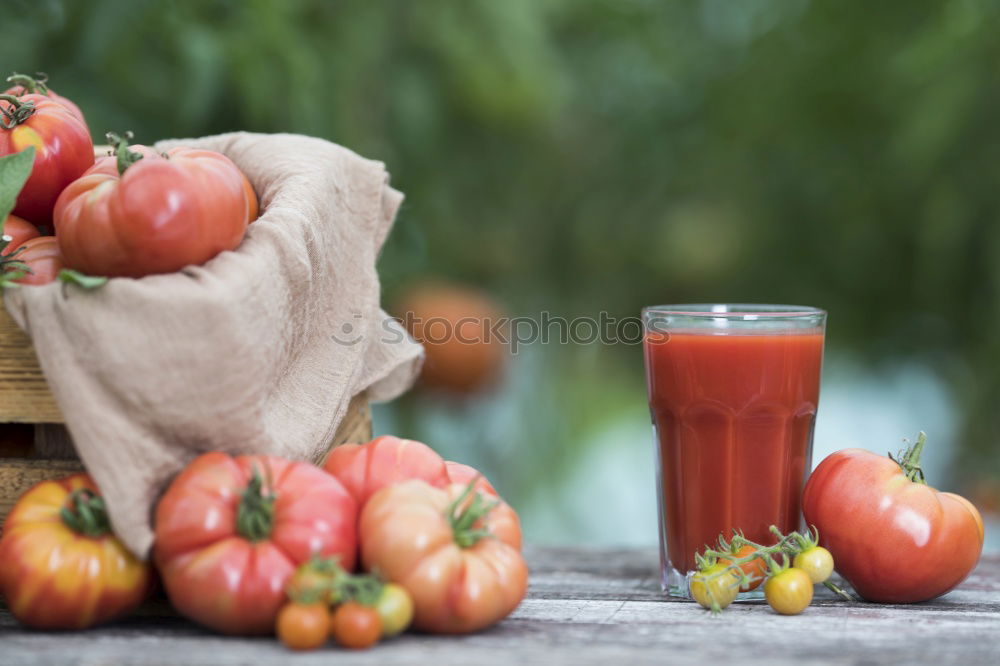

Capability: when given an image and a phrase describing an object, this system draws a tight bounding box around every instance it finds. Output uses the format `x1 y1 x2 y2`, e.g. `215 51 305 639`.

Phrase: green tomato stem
60 488 111 538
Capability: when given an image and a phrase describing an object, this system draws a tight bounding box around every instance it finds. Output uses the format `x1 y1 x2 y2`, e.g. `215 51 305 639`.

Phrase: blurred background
4 0 999 549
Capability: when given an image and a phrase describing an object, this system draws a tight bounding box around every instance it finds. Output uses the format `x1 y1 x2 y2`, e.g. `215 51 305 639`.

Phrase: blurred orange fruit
395 282 506 395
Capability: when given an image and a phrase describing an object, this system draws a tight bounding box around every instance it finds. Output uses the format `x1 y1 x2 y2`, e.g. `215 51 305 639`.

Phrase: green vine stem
235 465 275 542
889 431 927 484
60 488 111 538
6 72 51 95
447 478 498 548
0 94 36 129
106 131 144 175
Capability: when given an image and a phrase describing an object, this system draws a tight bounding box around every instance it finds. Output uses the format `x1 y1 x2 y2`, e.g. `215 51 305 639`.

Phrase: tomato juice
642 306 825 593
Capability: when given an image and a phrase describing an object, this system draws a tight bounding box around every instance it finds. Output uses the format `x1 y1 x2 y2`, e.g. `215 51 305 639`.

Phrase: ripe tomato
54 139 257 278
4 72 86 125
764 567 813 615
445 460 499 497
690 564 740 610
5 235 62 285
323 435 450 505
276 602 330 651
0 474 152 629
0 93 93 225
374 583 414 637
803 435 984 603
720 544 767 591
793 546 834 584
329 601 382 649
154 453 358 635
1 215 39 255
360 480 527 634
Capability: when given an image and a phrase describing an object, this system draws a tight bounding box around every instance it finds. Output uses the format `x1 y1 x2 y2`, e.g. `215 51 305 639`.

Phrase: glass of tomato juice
642 304 826 598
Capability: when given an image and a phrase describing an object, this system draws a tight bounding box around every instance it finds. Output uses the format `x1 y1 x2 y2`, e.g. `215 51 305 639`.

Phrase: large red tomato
3 235 62 285
0 474 152 629
0 93 93 225
1 214 39 255
4 72 86 124
803 434 984 603
361 480 527 634
323 435 450 505
54 138 258 278
154 453 358 635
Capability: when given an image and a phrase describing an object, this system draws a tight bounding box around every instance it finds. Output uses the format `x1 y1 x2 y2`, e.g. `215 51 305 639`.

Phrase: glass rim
642 303 826 318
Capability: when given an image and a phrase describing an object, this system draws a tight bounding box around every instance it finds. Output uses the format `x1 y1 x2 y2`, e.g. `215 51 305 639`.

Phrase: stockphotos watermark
332 311 649 353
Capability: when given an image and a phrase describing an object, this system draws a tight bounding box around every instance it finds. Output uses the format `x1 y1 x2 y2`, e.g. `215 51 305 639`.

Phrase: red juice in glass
641 304 825 596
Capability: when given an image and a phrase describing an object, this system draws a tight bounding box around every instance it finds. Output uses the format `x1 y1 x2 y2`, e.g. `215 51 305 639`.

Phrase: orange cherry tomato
276 602 330 651
0 474 152 629
329 601 381 649
720 544 768 591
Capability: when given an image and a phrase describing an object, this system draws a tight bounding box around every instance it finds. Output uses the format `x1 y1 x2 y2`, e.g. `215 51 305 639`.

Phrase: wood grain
0 547 996 665
0 300 62 423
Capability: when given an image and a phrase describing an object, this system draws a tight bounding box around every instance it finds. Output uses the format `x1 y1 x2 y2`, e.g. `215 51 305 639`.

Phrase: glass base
662 564 765 601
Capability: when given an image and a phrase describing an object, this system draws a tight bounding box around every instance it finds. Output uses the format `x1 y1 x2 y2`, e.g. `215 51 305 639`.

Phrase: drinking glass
642 304 826 597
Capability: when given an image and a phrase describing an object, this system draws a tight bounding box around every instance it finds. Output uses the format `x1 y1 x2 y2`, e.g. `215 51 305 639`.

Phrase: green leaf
58 268 108 290
0 147 36 229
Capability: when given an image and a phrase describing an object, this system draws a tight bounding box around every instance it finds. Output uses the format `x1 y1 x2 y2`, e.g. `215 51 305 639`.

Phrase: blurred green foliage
4 0 1000 485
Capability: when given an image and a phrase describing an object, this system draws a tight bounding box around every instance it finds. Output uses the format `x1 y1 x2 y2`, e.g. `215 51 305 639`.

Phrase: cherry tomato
793 547 834 584
764 567 813 615
1 215 39 255
690 564 739 610
0 93 93 225
803 435 984 602
375 583 414 637
7 235 62 285
276 602 330 651
330 601 382 650
721 544 767 591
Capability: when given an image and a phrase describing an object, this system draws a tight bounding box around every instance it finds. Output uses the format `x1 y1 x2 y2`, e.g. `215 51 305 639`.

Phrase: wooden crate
0 299 372 523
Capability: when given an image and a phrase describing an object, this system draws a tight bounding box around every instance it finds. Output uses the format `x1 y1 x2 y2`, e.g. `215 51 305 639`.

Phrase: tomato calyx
887 430 928 484
106 131 145 175
235 466 276 542
0 94 36 129
447 478 498 548
59 488 111 538
286 556 383 607
6 72 52 96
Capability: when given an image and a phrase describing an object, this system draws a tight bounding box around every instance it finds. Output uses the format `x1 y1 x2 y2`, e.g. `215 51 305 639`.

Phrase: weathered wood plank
0 548 997 665
0 301 62 423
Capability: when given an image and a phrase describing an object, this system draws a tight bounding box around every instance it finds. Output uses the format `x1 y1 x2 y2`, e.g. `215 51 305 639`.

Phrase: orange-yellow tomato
276 602 329 651
0 474 152 629
360 480 527 634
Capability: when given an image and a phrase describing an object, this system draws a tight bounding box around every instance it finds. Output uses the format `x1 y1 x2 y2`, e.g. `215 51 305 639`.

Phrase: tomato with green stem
4 235 62 285
803 432 984 603
1 93 93 225
764 555 813 615
276 602 329 651
716 535 768 591
4 72 86 124
0 474 152 629
690 563 740 611
330 601 381 649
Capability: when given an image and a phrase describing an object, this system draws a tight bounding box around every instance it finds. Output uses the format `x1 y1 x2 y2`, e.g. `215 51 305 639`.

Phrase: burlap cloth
3 132 424 558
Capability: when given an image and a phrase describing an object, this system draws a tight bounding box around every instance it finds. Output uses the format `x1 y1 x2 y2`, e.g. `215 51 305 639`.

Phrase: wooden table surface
2 547 998 665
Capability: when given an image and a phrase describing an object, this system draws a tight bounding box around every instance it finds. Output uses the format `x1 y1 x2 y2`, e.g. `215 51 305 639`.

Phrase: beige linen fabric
3 132 423 557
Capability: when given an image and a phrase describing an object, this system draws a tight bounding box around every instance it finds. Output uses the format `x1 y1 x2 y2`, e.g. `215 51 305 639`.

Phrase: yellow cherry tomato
765 567 814 615
690 564 740 611
793 546 834 584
